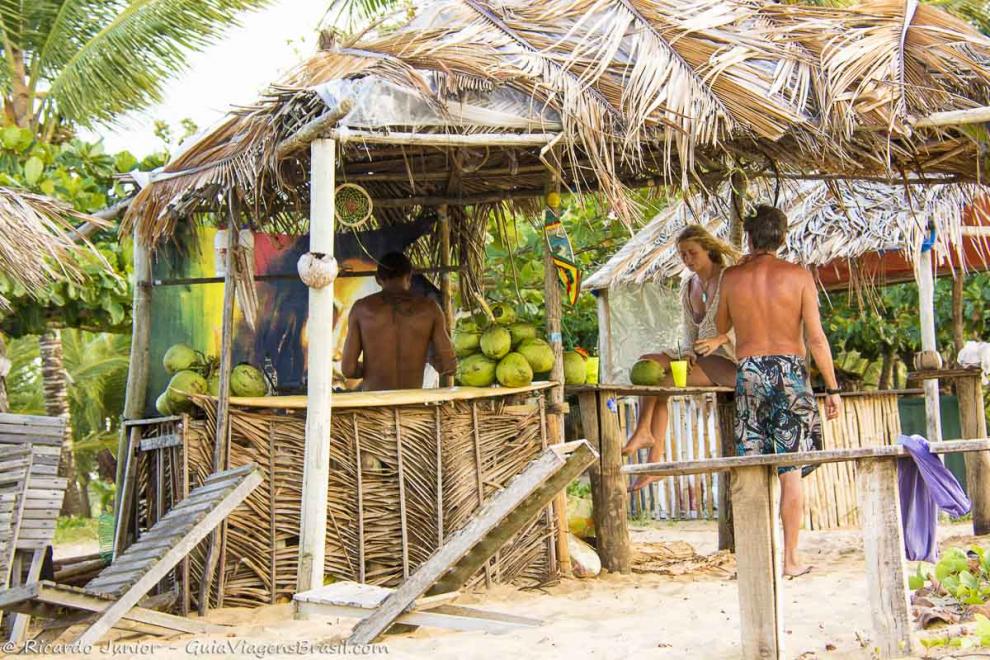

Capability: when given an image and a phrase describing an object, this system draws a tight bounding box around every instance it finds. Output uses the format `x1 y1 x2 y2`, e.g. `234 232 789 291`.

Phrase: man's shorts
735 355 823 476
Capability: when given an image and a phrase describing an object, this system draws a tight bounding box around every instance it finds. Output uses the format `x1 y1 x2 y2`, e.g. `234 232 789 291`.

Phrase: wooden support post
115 228 152 555
578 390 631 573
952 274 965 355
297 138 336 595
439 205 455 388
857 458 914 658
729 171 747 249
542 178 571 577
717 394 735 552
958 375 990 535
731 466 782 660
198 195 239 615
917 250 943 444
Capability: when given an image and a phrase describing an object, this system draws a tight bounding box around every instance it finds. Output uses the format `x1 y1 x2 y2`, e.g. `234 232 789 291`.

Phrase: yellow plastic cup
585 357 599 384
670 360 688 387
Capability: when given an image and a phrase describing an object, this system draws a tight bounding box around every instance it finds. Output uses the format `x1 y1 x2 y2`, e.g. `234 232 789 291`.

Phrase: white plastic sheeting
596 283 682 385
315 74 562 131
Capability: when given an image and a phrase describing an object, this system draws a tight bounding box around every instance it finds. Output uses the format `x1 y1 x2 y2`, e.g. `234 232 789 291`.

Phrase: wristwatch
825 387 842 395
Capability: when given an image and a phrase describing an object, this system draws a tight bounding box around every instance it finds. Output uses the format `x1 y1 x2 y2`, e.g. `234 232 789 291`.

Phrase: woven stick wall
803 393 902 530
183 393 556 608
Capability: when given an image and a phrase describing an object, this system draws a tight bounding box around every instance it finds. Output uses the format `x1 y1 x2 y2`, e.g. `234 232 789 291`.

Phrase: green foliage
0 0 275 130
54 516 99 545
477 194 659 352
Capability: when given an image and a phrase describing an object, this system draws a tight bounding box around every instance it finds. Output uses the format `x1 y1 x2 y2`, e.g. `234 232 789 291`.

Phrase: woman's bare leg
629 361 714 491
622 354 673 456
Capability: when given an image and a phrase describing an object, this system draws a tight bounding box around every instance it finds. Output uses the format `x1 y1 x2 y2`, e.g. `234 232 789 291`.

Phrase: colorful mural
146 221 436 415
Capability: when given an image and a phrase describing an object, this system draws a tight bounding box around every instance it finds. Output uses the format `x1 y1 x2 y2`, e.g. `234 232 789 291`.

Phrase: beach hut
117 0 990 616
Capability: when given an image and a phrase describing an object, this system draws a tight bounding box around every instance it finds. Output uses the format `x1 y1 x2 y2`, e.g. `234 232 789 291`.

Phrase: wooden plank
470 402 492 588
347 440 596 644
112 427 140 558
716 395 735 551
395 409 410 580
72 466 263 645
624 438 990 478
138 434 182 452
0 424 63 438
8 548 44 643
33 584 227 635
0 413 64 428
587 390 630 573
857 459 914 658
731 467 782 660
296 599 540 633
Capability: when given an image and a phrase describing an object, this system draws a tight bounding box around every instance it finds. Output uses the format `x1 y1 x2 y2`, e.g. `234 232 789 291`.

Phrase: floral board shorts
735 355 823 476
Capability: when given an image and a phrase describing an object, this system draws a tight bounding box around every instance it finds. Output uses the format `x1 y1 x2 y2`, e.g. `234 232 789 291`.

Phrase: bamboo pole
297 138 336 595
330 128 561 148
542 176 572 577
439 206 455 388
115 227 152 557
912 105 990 128
917 249 943 444
274 100 353 160
198 195 239 615
952 274 965 355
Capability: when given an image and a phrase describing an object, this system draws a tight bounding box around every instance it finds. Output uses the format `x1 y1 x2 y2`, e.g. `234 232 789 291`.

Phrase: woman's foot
784 562 813 578
622 429 655 456
627 475 661 492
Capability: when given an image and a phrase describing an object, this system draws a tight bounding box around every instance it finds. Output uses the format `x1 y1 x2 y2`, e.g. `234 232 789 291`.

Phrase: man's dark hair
377 252 413 280
744 204 788 251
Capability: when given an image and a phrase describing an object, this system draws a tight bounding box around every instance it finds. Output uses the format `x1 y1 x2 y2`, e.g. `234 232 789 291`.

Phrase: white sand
51 521 981 659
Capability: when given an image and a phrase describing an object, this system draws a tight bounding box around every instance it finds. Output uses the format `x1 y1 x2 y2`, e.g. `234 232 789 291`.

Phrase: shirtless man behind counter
715 205 841 577
341 252 457 391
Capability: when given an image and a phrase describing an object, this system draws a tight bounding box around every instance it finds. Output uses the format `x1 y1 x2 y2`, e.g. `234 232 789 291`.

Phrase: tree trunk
0 333 10 413
39 330 86 518
879 349 894 391
77 473 92 518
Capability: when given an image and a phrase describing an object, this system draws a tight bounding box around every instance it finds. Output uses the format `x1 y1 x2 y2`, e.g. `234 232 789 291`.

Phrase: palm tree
7 330 129 516
0 0 274 515
0 0 275 133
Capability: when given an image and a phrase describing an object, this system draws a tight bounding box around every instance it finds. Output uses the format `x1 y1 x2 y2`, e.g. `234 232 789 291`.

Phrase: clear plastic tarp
597 283 683 385
315 73 562 131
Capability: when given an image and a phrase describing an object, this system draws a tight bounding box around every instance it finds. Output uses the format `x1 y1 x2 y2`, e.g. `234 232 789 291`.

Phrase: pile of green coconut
155 344 268 416
453 303 589 388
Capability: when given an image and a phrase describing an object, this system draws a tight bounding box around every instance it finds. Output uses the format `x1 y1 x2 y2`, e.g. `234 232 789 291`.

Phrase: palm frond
41 0 275 125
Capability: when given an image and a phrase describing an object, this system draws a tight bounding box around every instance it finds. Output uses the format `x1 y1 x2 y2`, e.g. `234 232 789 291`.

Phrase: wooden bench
622 438 990 659
0 463 262 646
0 413 69 642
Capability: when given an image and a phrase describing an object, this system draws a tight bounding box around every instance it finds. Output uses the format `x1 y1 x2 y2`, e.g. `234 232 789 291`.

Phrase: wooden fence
621 392 901 529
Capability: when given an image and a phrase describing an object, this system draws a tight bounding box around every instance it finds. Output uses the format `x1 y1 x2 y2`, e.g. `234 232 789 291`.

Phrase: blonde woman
624 225 741 491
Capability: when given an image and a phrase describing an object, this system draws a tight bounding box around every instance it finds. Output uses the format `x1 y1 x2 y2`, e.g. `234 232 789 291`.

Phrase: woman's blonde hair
676 224 741 267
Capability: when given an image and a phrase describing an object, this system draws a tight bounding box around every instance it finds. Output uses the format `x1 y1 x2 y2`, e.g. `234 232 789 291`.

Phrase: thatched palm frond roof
0 188 107 309
583 179 990 290
125 0 990 243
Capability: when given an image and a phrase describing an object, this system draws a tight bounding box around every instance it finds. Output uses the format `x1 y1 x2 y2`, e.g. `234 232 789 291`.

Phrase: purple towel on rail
897 434 971 562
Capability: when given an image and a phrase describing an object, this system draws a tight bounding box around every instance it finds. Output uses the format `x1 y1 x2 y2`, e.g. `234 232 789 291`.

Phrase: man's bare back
341 291 457 391
717 254 814 359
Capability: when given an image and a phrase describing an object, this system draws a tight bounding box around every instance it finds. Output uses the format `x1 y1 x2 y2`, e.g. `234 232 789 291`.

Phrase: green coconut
457 354 497 387
508 322 538 347
457 318 480 334
630 359 664 386
563 351 587 385
517 338 554 373
166 370 208 412
155 392 173 416
480 326 512 360
489 303 517 326
231 363 267 397
496 352 533 388
163 343 200 375
453 331 481 358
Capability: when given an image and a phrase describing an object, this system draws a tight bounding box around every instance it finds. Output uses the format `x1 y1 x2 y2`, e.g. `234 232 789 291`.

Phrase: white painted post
917 249 943 444
297 138 336 594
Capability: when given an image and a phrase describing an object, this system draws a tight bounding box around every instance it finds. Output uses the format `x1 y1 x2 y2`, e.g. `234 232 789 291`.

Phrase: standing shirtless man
341 252 457 391
715 205 841 577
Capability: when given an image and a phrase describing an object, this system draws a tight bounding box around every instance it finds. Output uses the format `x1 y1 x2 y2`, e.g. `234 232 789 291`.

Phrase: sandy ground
44 520 984 660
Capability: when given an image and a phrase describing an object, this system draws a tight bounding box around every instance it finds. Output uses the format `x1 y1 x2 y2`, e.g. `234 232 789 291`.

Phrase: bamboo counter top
566 384 733 396
227 381 555 409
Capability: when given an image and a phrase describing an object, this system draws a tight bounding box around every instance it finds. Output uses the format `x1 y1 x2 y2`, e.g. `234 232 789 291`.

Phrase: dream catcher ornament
334 183 373 228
